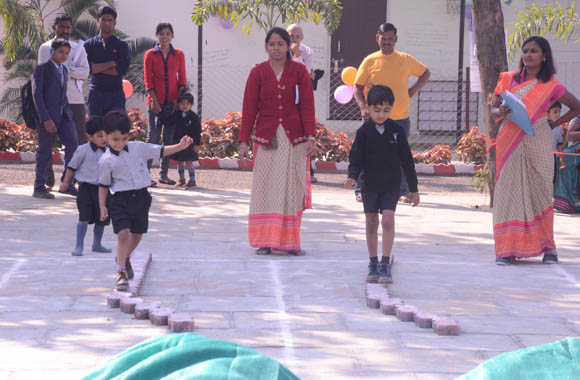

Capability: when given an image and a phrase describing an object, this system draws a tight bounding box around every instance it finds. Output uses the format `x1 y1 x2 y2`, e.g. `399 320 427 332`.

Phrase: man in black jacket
345 85 419 284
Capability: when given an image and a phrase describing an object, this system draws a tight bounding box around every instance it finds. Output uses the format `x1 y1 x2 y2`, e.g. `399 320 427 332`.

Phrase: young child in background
98 110 193 290
60 116 111 256
548 102 565 176
344 85 419 284
167 92 202 188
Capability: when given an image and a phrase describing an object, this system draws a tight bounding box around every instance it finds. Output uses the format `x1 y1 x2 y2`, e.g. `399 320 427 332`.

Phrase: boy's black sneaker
116 270 129 291
159 177 176 185
126 258 134 279
33 188 55 199
366 262 379 283
378 261 392 284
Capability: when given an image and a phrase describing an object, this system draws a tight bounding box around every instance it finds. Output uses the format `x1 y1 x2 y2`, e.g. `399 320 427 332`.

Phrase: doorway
329 0 387 120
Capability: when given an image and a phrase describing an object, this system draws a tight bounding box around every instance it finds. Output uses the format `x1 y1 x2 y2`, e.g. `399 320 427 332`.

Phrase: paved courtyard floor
0 174 579 379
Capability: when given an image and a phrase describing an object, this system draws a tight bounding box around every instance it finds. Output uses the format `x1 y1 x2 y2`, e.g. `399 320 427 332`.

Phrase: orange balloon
341 66 357 87
122 79 133 98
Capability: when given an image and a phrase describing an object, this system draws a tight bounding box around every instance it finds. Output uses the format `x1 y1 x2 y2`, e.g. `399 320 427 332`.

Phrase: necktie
57 66 64 87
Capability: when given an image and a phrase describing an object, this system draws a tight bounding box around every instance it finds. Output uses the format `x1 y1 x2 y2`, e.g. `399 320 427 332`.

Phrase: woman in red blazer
143 22 187 185
239 27 317 256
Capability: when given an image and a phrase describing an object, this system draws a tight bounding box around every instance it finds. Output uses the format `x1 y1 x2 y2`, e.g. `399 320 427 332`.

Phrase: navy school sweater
347 119 418 193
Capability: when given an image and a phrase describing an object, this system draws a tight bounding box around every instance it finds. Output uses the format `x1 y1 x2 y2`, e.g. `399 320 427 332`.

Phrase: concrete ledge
0 151 484 175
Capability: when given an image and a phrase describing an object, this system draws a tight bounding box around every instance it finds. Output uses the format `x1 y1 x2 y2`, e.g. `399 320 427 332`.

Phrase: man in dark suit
32 38 79 199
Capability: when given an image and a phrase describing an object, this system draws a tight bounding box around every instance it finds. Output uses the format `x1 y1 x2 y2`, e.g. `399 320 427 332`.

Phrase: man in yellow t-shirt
353 22 430 200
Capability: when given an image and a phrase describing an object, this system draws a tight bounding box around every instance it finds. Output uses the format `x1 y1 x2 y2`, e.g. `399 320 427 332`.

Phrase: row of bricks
365 283 460 336
105 252 195 333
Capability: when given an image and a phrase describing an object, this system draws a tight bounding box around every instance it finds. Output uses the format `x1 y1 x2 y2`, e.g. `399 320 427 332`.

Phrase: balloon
334 85 354 104
219 17 234 30
122 79 133 98
341 66 357 87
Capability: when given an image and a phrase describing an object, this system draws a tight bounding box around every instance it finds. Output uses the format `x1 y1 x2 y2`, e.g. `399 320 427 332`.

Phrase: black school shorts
77 183 110 225
109 188 152 234
362 190 398 213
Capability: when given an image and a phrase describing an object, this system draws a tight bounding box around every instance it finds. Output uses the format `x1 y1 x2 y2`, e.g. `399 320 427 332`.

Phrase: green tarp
82 333 300 380
457 337 580 380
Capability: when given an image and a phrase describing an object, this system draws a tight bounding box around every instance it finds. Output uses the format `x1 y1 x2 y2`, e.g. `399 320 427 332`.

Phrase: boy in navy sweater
344 85 419 284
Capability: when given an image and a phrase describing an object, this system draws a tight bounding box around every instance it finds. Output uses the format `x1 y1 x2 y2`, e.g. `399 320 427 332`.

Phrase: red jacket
240 60 315 146
144 45 186 106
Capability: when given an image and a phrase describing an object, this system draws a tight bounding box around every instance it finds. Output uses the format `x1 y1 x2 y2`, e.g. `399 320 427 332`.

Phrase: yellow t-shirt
355 50 427 120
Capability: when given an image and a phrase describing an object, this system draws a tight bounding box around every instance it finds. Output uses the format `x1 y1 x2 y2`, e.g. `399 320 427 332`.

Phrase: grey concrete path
0 183 579 380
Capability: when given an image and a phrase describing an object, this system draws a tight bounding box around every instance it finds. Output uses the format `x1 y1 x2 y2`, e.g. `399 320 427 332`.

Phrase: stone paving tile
398 331 520 351
232 311 345 331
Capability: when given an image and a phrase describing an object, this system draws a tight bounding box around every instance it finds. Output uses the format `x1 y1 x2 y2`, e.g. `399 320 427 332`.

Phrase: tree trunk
472 0 508 207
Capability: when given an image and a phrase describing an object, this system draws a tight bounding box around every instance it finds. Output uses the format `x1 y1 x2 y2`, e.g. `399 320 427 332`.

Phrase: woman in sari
490 36 580 265
239 27 317 256
554 117 580 213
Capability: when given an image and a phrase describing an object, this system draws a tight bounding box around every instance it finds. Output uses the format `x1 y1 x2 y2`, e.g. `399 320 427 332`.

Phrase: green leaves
507 1 579 62
191 0 343 34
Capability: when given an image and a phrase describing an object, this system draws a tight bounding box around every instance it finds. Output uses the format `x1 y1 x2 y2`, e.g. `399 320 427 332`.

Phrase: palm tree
191 0 343 34
0 0 154 121
507 2 580 61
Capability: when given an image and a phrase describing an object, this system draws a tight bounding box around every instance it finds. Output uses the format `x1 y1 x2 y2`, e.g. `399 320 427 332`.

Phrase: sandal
256 248 272 255
287 249 306 256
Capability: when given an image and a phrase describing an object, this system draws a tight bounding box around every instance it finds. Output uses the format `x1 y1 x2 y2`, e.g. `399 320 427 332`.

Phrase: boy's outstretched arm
162 136 194 157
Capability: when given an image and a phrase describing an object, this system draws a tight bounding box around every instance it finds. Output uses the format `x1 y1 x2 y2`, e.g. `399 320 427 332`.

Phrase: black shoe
159 177 176 185
367 262 379 283
495 257 514 266
542 253 558 264
126 258 134 279
150 180 158 187
33 188 55 199
378 261 392 284
59 186 78 197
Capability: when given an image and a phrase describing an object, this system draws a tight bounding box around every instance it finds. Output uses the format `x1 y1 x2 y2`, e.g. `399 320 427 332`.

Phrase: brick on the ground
414 312 438 329
380 298 403 315
433 317 461 336
150 308 174 326
107 292 132 308
134 302 160 320
120 297 143 314
395 305 419 322
168 313 195 333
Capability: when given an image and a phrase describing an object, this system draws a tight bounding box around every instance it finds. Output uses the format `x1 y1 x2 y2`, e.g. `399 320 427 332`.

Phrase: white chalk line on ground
553 265 580 291
269 261 296 365
0 259 26 290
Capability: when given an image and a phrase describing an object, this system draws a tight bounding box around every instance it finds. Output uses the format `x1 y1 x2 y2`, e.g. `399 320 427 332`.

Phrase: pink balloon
219 17 234 30
334 85 354 104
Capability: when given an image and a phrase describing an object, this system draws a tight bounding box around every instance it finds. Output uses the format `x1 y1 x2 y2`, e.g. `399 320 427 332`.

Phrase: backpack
21 79 38 130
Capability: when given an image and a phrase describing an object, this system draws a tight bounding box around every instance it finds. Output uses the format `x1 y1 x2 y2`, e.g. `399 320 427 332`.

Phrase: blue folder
500 91 535 136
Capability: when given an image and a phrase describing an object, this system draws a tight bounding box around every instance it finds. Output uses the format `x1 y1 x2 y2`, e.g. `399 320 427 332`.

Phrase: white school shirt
38 39 90 104
67 142 106 184
98 142 163 193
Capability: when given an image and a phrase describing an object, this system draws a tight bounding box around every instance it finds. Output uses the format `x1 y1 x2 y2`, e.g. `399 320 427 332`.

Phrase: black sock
381 255 390 263
370 256 378 264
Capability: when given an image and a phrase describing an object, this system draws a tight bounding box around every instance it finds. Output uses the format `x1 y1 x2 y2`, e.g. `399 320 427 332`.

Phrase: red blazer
144 45 186 106
240 60 315 146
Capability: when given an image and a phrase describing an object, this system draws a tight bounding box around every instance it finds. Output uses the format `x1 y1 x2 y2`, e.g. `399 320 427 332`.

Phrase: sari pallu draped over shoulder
492 71 566 259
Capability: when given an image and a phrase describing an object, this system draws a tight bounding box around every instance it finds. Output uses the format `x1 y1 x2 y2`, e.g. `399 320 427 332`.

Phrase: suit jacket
32 60 73 125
